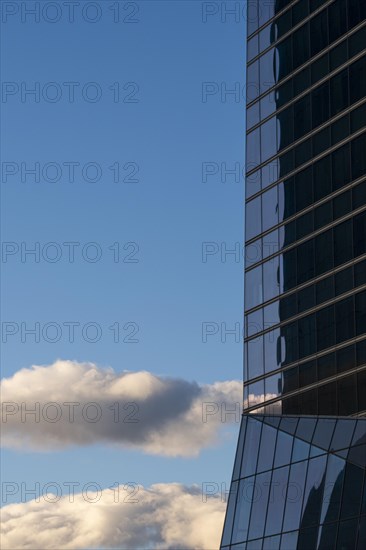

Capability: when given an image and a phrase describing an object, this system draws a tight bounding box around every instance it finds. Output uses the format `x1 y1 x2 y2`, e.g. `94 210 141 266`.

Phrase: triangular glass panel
347 444 366 469
292 437 311 462
296 417 317 443
279 416 299 435
330 419 357 452
262 415 281 428
312 418 337 451
351 420 366 446
310 445 325 458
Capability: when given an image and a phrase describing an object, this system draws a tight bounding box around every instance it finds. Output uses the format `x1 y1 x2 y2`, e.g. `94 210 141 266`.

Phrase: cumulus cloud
0 482 225 549
1 360 242 456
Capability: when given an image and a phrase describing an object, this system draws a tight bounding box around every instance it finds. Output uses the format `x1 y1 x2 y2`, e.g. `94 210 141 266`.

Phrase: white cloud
1 360 242 456
0 483 225 549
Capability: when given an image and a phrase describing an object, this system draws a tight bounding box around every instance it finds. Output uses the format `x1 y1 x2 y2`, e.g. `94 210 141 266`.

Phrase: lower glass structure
221 415 366 549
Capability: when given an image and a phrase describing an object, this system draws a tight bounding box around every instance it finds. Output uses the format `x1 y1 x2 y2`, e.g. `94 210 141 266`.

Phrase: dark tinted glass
312 81 329 128
351 133 366 180
328 0 347 42
317 306 335 351
355 290 366 336
338 375 357 415
336 344 355 373
310 10 328 56
318 382 337 414
293 24 310 69
318 352 336 380
334 220 353 266
332 143 350 191
340 463 364 519
335 267 353 296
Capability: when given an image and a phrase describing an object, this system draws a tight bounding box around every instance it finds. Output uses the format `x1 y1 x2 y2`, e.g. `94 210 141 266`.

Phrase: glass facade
222 416 366 549
221 0 366 547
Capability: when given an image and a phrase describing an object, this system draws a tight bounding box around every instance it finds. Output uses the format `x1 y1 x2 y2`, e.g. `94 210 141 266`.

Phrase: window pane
246 195 261 241
247 35 258 62
265 466 290 536
313 155 331 201
334 220 353 266
247 60 259 103
282 321 298 365
247 102 260 131
353 211 366 258
263 256 280 302
316 275 334 304
349 56 366 105
300 455 327 528
336 519 358 550
282 249 297 291
247 336 264 380
294 94 311 140
318 352 336 380
221 478 239 545
312 81 330 128
328 0 347 42
257 423 276 473
355 290 366 336
277 105 294 149
245 265 263 310
297 239 315 284
246 127 261 171
315 229 333 276
248 471 271 540
241 419 262 478
293 23 309 69
232 477 254 544
298 314 316 358
335 297 355 343
336 344 355 373
316 305 335 351
261 116 278 164
331 114 349 145
276 35 292 81
315 201 332 231
320 454 345 524
340 462 364 519
299 359 317 387
262 186 279 233
295 166 313 211
283 461 307 531
351 133 366 180
310 10 328 56
318 381 337 415
265 328 281 373
330 68 349 117
332 143 350 191
260 49 277 95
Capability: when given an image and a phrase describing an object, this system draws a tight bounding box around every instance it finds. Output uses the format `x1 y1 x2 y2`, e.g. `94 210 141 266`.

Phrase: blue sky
1 1 246 545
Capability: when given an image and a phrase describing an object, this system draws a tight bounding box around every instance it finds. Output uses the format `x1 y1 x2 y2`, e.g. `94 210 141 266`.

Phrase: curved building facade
221 0 366 548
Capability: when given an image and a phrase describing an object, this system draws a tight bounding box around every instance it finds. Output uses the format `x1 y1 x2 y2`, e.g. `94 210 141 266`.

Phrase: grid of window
246 170 366 253
247 24 366 130
247 55 366 170
244 340 366 414
248 0 335 61
245 210 366 311
221 0 366 546
246 258 366 336
246 106 366 199
247 0 366 102
245 288 366 377
221 416 366 549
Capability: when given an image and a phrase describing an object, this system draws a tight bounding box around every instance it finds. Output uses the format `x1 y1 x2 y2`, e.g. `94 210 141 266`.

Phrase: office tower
221 0 366 548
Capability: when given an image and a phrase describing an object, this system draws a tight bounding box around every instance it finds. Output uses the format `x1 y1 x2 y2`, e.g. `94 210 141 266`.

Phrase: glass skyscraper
221 1 366 548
